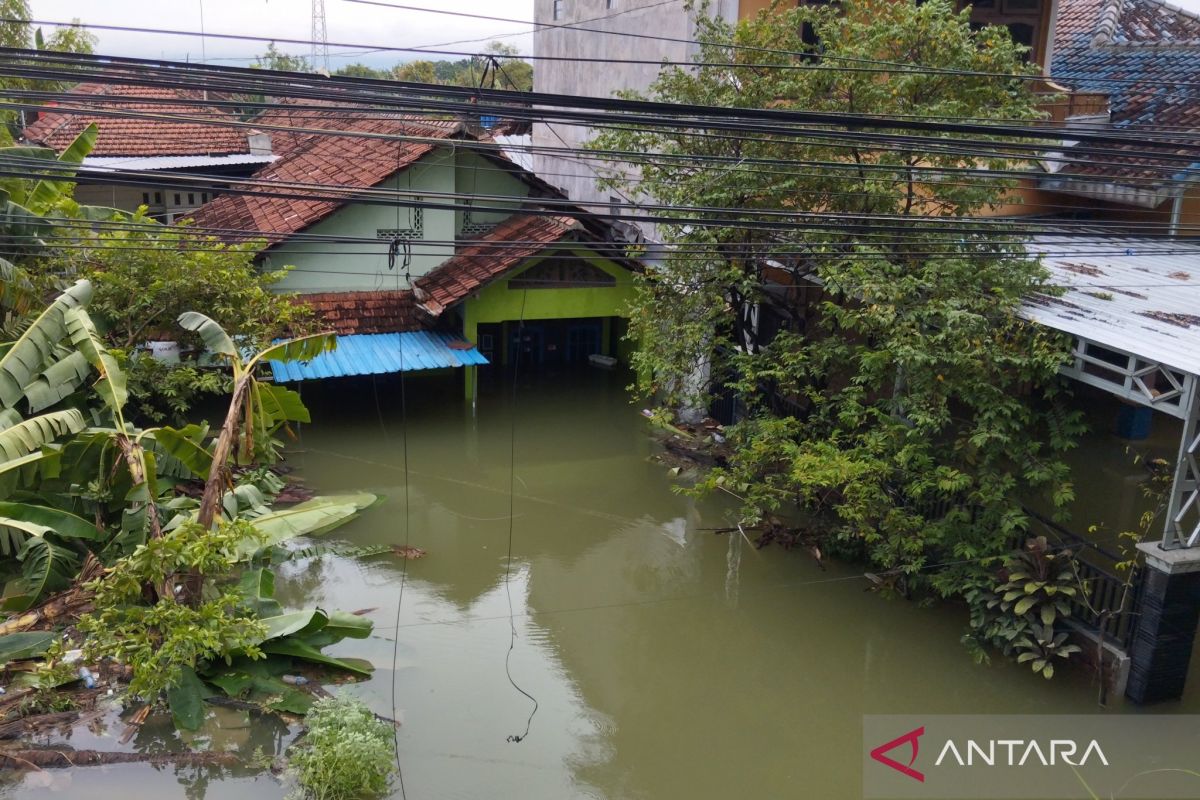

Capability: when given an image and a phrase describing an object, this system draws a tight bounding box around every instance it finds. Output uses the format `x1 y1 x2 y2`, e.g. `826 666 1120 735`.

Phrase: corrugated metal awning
1022 237 1200 377
269 331 488 382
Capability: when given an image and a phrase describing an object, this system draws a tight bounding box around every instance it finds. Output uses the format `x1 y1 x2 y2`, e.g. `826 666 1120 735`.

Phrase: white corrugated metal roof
82 154 277 171
1022 237 1200 376
493 134 533 171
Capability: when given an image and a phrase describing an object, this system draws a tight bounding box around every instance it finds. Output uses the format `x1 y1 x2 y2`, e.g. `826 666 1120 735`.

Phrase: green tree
0 1 96 143
32 214 313 423
335 62 390 80
393 59 438 84
253 42 311 73
591 0 1083 600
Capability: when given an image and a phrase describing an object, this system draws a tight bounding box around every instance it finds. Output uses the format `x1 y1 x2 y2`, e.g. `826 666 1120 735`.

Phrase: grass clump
291 695 396 800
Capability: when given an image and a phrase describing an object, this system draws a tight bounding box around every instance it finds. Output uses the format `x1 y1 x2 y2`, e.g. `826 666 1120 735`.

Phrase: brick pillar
1126 544 1200 704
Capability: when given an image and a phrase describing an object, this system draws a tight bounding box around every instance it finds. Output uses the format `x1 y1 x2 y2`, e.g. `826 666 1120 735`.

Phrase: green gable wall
460 249 636 397
262 147 531 293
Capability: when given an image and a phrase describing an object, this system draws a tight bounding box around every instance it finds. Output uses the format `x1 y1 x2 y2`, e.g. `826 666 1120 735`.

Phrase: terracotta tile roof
1052 0 1200 184
294 289 429 335
185 111 462 242
412 213 581 315
22 83 251 157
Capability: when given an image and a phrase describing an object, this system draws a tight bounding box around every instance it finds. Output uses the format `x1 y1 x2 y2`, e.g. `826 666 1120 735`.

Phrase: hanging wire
504 288 538 744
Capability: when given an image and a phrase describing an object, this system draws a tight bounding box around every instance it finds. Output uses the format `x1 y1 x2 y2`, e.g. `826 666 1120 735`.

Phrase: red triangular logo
870 726 925 782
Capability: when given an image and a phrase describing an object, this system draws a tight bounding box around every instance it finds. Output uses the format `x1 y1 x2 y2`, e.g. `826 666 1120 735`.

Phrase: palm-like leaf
0 257 37 317
256 383 310 425
1 537 80 612
0 501 102 541
64 307 127 413
0 280 93 411
0 409 86 462
144 425 213 480
250 333 337 370
177 311 237 360
23 350 90 413
25 124 98 212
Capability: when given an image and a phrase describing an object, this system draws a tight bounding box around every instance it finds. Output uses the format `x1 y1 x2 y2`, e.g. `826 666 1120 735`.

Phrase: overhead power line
11 14 1200 91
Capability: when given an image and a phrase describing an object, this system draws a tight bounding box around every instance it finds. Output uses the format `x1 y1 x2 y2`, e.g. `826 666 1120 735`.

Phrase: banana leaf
145 425 213 480
176 312 237 359
235 493 376 558
0 630 54 665
0 501 102 540
0 410 86 462
0 280 92 410
23 351 90 413
258 609 329 642
64 307 127 413
260 638 374 677
166 665 213 731
1 537 80 611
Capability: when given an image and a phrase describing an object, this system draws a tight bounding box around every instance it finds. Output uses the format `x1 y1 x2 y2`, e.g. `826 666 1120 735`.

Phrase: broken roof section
1050 0 1200 191
1023 236 1200 377
22 83 254 158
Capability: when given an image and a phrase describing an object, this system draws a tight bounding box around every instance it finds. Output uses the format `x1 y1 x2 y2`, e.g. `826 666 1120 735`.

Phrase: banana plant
177 312 335 530
0 124 126 257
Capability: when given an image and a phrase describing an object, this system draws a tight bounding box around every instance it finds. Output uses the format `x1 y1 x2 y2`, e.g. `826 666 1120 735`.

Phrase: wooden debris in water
391 545 426 560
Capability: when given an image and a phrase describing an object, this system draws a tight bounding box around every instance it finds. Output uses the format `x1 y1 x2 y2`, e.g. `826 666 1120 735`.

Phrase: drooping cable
503 288 538 744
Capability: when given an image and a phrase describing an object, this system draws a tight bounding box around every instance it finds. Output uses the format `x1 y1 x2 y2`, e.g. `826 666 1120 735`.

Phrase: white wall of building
532 0 739 240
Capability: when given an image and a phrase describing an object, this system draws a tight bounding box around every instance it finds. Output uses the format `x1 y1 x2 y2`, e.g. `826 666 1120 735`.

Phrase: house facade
186 106 638 396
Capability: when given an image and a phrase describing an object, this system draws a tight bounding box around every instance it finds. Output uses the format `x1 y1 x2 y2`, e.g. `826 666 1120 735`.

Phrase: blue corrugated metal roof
269 331 488 382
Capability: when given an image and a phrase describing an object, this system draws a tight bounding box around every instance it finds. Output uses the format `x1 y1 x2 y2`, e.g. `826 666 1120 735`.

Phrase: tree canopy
590 0 1083 598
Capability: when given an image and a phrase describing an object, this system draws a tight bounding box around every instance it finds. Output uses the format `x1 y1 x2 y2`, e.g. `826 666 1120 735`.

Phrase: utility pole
311 0 330 73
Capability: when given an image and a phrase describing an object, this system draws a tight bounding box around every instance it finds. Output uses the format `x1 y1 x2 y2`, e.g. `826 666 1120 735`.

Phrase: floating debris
391 545 426 560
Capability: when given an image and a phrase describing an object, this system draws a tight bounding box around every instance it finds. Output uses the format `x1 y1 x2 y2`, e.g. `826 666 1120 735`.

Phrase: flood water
10 369 1200 799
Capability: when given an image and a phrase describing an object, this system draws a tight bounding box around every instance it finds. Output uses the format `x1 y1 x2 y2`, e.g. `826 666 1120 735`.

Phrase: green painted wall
454 149 529 233
263 147 532 293
461 250 636 398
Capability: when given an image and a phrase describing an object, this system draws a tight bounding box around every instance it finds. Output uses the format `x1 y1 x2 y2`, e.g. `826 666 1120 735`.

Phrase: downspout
1169 190 1184 236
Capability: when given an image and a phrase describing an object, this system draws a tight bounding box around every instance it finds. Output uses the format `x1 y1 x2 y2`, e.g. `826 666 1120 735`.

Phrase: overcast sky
28 0 537 68
27 0 1200 69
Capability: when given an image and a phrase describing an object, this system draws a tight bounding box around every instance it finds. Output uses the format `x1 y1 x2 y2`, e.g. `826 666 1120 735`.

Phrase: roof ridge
1091 0 1126 46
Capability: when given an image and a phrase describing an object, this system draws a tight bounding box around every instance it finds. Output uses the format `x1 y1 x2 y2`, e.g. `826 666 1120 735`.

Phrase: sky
28 0 538 69
26 0 1200 69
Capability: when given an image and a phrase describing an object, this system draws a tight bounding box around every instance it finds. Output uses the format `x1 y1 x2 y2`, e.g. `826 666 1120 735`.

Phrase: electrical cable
503 288 538 745
14 12 1200 93
5 48 1200 158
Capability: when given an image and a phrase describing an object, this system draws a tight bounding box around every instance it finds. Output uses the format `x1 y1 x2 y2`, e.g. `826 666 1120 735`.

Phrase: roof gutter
1039 175 1173 209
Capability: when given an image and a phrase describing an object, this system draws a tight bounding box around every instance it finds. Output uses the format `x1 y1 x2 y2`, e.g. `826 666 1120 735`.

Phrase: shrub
291 695 396 800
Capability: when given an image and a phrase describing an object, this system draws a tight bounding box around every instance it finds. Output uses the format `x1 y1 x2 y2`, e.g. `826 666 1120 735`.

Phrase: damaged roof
22 83 253 158
1051 0 1200 185
1023 236 1200 375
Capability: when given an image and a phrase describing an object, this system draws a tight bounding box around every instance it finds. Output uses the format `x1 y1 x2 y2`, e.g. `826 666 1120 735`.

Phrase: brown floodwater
9 369 1199 799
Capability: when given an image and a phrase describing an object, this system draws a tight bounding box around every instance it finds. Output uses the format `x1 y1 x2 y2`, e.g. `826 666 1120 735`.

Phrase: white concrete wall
532 0 737 240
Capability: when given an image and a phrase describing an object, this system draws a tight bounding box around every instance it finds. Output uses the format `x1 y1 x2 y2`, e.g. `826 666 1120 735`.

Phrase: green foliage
76 519 268 699
253 42 311 73
36 215 313 353
120 353 230 425
963 537 1082 677
291 695 396 800
340 42 532 90
0 2 96 144
591 0 1084 598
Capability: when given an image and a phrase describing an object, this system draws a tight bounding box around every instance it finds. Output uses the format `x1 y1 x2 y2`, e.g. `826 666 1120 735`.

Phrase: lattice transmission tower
311 0 330 73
